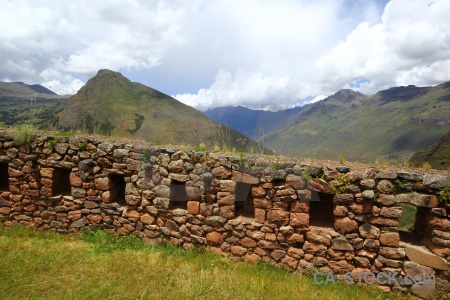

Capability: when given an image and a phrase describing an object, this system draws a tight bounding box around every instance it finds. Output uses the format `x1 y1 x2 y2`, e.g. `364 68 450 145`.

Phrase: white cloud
1 0 450 109
314 0 450 95
175 0 450 109
42 79 84 95
0 0 186 94
306 95 328 105
175 69 295 110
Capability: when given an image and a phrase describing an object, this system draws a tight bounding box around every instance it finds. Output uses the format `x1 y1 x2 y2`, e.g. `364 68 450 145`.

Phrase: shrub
11 123 37 144
440 185 450 204
48 139 57 151
331 174 351 194
422 162 431 169
78 141 87 151
392 179 404 193
143 148 151 163
300 166 312 183
192 143 208 152
56 131 73 137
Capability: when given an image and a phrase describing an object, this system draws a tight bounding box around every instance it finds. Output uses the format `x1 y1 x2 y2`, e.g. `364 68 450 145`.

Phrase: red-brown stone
267 209 289 225
206 232 223 246
334 217 358 234
289 213 309 228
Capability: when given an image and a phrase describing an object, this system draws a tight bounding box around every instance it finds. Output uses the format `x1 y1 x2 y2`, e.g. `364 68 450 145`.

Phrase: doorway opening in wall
170 180 187 209
309 191 334 227
52 167 71 196
109 175 127 205
234 182 254 218
0 164 8 191
398 204 427 246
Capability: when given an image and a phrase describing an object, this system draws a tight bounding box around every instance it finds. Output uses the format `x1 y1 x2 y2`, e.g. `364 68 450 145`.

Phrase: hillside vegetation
57 70 264 151
0 81 58 98
3 74 450 165
263 83 450 163
409 131 450 169
0 82 68 128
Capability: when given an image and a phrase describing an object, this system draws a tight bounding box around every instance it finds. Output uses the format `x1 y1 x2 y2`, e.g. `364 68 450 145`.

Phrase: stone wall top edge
0 130 449 188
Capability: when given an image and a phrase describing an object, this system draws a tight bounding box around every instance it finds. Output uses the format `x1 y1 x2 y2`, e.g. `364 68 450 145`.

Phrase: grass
422 162 432 169
440 184 450 204
10 122 37 144
0 226 406 300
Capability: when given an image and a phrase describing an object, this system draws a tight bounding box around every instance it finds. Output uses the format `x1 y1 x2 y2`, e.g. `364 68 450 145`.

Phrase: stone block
232 171 259 185
334 217 358 234
405 244 448 270
267 209 289 226
289 213 309 228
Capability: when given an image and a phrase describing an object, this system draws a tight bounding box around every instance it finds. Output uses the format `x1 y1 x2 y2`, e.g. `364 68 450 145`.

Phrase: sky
1 0 450 111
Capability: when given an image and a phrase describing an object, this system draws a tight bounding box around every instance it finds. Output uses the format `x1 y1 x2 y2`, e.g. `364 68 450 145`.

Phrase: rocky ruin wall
0 131 449 297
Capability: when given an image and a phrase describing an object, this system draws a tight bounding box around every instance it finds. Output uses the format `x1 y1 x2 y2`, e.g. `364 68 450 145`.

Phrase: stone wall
0 131 449 298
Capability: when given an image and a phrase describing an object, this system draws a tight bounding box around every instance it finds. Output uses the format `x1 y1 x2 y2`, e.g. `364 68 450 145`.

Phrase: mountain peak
80 69 132 93
58 69 264 152
96 69 121 76
377 85 430 102
326 89 363 103
92 69 129 82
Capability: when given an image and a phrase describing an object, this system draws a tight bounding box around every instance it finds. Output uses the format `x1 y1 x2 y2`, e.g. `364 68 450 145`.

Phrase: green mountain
58 69 264 151
263 83 450 163
204 106 303 139
0 82 68 128
0 81 57 98
409 131 450 169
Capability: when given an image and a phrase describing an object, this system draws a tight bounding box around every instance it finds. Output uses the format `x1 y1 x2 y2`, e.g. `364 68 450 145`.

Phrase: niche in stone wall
144 165 152 179
0 164 8 191
170 180 188 209
52 167 71 196
398 204 427 245
109 175 126 205
309 191 334 227
234 182 254 218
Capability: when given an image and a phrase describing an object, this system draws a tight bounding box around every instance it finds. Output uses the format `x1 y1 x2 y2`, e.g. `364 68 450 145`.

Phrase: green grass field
0 226 407 300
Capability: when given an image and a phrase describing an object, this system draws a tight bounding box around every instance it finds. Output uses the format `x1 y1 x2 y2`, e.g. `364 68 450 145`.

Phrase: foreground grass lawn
0 226 406 300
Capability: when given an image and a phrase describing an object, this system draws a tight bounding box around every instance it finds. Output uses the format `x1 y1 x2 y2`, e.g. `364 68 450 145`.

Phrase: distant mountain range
0 70 265 151
263 84 450 163
207 83 450 165
0 81 57 98
204 106 303 139
1 72 450 166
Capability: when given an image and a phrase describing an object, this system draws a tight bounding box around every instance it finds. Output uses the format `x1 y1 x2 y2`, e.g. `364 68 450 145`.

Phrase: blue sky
1 0 449 110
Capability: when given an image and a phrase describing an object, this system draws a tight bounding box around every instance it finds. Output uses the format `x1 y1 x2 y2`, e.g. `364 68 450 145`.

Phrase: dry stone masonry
0 131 449 298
